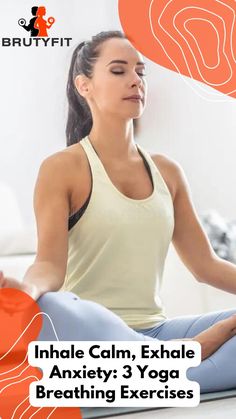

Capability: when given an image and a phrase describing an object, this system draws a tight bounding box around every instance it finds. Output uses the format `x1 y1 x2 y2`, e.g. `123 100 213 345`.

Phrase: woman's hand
0 271 37 299
192 314 236 360
0 271 40 315
0 270 24 290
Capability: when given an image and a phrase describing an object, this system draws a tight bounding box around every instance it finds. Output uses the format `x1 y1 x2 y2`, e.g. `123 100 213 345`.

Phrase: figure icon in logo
34 6 55 37
18 6 39 37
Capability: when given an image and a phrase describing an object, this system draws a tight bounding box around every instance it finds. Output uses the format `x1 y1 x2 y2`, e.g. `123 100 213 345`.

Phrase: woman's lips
123 97 143 103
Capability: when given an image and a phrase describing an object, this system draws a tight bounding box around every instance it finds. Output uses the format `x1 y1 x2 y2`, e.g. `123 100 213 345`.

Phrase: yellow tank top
62 136 175 329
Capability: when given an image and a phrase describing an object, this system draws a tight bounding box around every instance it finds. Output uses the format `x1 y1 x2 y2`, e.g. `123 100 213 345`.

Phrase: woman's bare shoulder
38 144 86 183
149 152 183 202
37 143 86 195
37 143 88 216
43 143 84 166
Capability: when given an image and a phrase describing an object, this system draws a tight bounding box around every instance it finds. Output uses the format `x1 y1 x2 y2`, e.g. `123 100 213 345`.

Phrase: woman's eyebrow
106 59 146 66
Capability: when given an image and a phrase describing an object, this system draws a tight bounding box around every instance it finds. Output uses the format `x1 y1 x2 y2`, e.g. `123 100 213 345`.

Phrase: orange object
118 0 236 98
0 288 82 418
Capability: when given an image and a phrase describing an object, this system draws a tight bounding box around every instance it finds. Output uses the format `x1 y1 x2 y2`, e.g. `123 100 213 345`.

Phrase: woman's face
86 37 147 121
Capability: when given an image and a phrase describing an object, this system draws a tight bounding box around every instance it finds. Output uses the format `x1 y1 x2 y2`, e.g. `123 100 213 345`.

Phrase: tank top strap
136 143 172 199
80 136 153 187
79 136 101 173
80 135 171 202
79 135 113 191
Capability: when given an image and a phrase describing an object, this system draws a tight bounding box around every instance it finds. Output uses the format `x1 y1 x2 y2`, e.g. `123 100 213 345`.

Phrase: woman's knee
36 291 126 340
37 291 92 340
37 291 148 341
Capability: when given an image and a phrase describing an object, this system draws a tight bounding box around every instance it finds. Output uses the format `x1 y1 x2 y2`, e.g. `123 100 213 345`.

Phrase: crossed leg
136 309 236 393
37 291 236 393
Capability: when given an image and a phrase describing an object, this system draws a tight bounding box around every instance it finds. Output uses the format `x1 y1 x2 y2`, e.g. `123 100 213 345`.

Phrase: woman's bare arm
166 159 236 293
0 152 73 300
150 155 236 360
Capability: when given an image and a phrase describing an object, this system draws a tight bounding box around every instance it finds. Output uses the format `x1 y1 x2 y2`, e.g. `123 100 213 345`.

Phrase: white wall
0 0 118 224
108 2 236 219
1 0 236 224
139 63 236 220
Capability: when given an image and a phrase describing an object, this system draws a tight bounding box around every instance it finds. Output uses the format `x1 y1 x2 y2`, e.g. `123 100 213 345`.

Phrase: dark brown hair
66 30 140 146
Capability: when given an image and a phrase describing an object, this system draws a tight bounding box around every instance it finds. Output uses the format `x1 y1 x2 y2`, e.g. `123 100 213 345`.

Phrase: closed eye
111 70 146 77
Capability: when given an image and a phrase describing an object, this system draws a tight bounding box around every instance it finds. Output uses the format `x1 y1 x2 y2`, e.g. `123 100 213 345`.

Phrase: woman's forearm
198 255 236 294
22 261 65 300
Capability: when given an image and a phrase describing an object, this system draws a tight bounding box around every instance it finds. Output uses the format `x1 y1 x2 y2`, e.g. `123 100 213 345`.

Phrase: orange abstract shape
118 0 236 98
0 289 82 418
0 288 42 364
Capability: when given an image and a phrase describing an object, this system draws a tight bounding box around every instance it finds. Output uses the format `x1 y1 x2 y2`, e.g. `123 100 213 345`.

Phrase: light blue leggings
37 291 236 394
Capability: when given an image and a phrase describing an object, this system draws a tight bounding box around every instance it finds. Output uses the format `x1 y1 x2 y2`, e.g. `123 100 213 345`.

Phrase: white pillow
0 254 36 282
0 182 37 255
0 182 23 230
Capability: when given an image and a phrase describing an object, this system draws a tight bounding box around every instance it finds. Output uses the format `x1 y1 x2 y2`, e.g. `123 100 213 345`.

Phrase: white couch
162 243 236 317
2 244 235 319
0 181 36 280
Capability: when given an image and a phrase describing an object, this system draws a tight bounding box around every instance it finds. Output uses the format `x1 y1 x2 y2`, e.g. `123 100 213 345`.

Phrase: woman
1 30 236 393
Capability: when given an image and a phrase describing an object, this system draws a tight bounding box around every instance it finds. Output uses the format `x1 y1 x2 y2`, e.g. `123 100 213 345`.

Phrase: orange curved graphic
118 0 236 99
0 289 82 418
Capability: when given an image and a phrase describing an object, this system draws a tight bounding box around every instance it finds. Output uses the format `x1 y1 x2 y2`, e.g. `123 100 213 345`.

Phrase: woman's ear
74 75 89 98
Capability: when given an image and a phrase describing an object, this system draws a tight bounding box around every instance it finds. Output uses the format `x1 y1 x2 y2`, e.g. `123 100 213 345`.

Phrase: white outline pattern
0 311 60 418
148 0 236 102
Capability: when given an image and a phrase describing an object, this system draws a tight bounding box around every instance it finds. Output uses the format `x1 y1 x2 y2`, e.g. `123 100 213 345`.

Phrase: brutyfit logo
18 6 55 37
1 5 72 47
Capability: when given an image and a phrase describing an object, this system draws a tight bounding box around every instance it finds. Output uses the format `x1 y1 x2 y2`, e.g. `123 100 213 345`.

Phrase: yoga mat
80 389 236 418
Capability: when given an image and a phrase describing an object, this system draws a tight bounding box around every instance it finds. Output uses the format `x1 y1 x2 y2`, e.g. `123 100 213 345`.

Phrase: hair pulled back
66 30 140 146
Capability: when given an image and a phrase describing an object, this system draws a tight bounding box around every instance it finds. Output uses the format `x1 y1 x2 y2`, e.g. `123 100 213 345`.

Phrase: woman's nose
131 72 143 87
